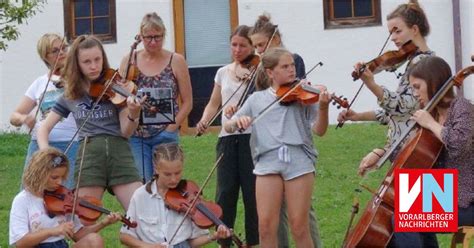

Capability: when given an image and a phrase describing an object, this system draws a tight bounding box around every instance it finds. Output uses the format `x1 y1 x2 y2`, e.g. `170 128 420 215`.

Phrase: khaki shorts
74 135 140 189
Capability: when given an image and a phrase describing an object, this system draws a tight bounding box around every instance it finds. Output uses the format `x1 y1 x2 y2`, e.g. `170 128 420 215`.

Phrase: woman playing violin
196 25 259 248
37 35 142 212
120 143 231 248
338 0 434 175
249 14 322 248
9 148 121 248
119 12 193 183
9 33 78 189
408 56 474 238
224 47 329 247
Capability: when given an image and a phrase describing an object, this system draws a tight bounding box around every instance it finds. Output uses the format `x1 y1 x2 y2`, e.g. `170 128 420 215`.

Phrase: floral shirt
134 54 179 138
434 97 474 208
374 51 434 150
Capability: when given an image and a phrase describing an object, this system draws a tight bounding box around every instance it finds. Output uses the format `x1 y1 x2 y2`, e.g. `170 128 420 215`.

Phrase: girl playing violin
224 47 329 247
408 56 473 239
10 33 78 189
119 12 193 183
196 25 259 248
120 143 231 247
37 35 142 211
9 148 121 248
249 14 322 248
337 0 433 175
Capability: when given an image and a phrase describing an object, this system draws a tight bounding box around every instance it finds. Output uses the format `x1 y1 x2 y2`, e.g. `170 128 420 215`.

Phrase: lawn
0 124 452 247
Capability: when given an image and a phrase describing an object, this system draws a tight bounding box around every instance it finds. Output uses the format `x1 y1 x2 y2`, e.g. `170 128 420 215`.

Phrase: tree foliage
0 0 46 51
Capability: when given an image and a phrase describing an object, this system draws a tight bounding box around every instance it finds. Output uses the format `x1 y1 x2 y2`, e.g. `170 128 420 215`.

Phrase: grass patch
0 124 451 247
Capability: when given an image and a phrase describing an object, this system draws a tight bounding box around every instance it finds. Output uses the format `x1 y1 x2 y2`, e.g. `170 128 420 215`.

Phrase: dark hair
408 56 454 108
387 0 430 37
230 25 253 45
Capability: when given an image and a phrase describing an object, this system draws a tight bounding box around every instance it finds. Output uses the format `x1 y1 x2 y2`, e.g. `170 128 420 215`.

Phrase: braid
152 143 184 165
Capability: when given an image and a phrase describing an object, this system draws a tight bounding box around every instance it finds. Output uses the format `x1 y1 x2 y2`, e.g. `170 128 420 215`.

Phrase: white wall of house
461 0 474 101
0 0 470 131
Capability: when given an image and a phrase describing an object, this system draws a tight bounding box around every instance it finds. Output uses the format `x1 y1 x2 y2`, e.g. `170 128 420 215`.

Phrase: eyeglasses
48 46 68 55
52 155 65 168
142 34 164 43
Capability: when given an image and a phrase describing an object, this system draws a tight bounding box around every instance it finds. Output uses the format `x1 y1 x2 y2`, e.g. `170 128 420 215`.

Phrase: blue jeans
35 239 68 248
129 130 179 183
23 140 79 189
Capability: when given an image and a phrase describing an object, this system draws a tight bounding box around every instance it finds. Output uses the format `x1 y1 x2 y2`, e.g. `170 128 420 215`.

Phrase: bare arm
196 83 222 133
37 112 63 149
10 96 37 129
119 97 141 138
168 53 193 132
74 213 121 241
15 222 74 247
313 106 328 136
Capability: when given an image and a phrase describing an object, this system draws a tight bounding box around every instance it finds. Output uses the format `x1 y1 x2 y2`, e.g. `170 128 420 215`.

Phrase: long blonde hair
63 35 110 99
255 47 292 90
22 148 69 196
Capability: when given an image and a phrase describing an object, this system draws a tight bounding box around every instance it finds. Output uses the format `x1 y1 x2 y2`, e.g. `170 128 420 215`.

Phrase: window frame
323 0 381 29
63 0 117 43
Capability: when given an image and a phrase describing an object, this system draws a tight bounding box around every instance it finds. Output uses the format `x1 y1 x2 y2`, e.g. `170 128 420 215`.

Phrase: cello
343 64 474 247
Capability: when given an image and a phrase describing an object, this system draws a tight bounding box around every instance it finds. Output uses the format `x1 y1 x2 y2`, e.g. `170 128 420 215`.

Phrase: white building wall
0 0 465 131
461 0 474 102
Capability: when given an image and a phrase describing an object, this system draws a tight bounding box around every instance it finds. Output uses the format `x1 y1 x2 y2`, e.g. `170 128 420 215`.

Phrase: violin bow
234 62 323 132
168 154 224 245
69 136 89 223
196 26 279 137
236 25 279 110
336 28 397 129
29 37 67 135
64 70 121 154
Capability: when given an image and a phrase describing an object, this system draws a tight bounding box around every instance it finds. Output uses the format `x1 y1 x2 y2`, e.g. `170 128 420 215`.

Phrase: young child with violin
249 14 322 248
10 33 78 189
407 56 473 243
224 47 330 248
120 143 232 247
9 148 121 248
119 12 193 183
337 0 434 175
37 35 143 212
195 25 259 248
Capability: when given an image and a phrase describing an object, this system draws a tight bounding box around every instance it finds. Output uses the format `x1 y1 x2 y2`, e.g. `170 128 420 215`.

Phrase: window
63 0 116 43
323 0 381 29
173 0 238 134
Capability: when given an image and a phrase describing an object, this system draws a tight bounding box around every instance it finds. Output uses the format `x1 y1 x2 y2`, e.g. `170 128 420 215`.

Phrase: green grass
0 124 452 247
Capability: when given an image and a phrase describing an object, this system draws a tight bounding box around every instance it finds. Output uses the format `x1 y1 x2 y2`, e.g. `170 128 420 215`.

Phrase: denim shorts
35 239 68 248
75 135 140 188
253 146 315 180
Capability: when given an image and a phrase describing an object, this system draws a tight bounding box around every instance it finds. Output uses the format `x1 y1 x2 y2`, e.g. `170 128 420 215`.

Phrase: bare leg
284 173 314 248
256 174 284 248
112 181 142 211
73 233 103 248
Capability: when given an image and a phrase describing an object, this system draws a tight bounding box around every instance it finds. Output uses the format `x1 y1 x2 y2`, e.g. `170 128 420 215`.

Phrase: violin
89 68 138 106
241 54 260 71
165 180 246 247
352 40 418 81
122 35 141 84
44 185 137 228
277 80 349 108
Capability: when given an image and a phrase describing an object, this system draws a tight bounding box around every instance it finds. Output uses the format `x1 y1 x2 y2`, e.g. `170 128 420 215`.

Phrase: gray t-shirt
233 88 319 164
53 95 124 139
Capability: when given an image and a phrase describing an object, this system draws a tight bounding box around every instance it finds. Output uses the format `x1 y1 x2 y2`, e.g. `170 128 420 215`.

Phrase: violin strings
167 154 224 245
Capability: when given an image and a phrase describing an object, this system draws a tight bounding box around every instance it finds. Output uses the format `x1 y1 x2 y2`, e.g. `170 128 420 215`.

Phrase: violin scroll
453 65 474 87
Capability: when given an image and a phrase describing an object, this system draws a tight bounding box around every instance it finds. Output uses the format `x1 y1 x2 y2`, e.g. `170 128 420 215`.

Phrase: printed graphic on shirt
74 99 114 121
39 88 64 120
